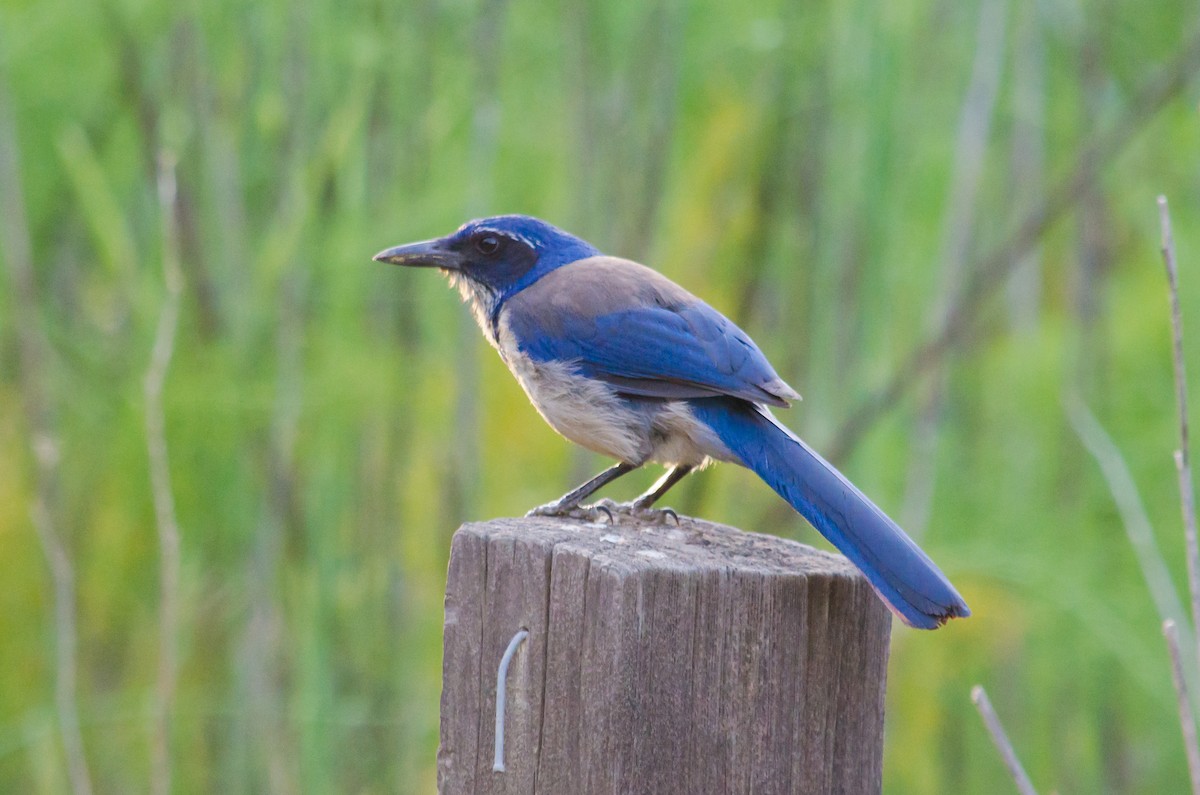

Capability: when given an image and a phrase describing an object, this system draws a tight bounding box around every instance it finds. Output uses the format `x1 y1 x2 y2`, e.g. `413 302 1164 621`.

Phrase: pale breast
495 312 739 468
496 318 649 463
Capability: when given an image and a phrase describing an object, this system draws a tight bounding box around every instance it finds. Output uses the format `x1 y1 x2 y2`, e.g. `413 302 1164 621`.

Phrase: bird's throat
445 271 503 347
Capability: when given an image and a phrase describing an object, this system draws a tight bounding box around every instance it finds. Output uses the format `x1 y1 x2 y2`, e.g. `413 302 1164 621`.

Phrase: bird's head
373 215 598 299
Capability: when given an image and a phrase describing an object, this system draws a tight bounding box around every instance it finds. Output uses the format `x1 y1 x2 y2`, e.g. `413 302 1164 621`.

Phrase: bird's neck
446 271 504 347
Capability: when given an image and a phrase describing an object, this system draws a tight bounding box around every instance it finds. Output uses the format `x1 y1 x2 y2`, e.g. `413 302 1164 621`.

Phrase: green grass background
1 0 1199 791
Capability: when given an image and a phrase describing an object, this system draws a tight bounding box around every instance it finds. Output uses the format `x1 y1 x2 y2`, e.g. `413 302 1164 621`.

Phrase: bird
374 215 970 629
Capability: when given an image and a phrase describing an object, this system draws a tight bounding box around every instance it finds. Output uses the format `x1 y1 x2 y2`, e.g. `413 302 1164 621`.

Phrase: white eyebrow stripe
476 228 538 249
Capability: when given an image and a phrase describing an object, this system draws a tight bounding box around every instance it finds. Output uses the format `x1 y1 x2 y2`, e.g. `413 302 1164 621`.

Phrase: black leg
527 462 638 516
632 464 694 509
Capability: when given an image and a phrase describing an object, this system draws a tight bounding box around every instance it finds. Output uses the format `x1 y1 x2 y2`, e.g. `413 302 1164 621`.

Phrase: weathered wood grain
437 516 892 795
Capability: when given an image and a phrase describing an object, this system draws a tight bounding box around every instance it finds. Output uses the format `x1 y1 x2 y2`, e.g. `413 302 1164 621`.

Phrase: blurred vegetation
1 0 1199 791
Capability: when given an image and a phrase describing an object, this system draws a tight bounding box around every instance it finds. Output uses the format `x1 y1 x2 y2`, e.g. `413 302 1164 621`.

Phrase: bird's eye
475 235 501 256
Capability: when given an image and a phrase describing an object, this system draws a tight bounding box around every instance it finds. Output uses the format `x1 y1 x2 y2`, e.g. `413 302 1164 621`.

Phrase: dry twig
0 71 94 795
1165 620 1200 795
1160 195 1200 794
145 152 184 795
971 685 1039 795
1159 196 1200 673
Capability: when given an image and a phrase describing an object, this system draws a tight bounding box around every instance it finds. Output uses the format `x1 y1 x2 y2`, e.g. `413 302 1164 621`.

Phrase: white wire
492 629 529 772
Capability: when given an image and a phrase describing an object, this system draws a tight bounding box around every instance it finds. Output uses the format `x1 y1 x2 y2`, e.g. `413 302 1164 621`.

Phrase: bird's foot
591 499 680 526
526 498 679 525
526 501 617 524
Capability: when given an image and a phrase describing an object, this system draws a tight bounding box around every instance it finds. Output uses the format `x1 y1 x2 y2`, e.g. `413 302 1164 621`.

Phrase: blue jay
375 215 969 629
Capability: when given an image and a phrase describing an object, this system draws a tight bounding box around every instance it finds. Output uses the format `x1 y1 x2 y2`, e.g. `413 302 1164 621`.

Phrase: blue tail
691 398 970 629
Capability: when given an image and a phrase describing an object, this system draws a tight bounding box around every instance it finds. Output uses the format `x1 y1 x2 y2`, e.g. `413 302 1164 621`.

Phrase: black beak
372 238 461 270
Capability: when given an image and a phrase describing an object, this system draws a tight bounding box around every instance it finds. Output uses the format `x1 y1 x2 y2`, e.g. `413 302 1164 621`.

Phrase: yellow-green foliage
1 0 1198 791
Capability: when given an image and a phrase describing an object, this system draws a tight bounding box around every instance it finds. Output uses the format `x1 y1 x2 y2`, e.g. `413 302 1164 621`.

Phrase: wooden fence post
438 515 893 794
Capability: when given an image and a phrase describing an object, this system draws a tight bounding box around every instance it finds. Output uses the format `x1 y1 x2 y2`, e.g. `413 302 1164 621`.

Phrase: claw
633 506 678 525
526 500 617 524
625 497 680 525
592 498 620 513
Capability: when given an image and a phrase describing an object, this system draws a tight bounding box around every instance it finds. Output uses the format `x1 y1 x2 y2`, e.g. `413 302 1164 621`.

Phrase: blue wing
501 256 799 407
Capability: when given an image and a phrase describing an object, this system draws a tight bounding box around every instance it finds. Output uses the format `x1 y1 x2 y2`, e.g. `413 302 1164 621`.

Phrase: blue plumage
504 257 799 407
689 398 966 629
375 215 969 628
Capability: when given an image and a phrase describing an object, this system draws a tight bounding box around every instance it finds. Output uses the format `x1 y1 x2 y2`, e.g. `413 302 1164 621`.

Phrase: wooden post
438 516 892 795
